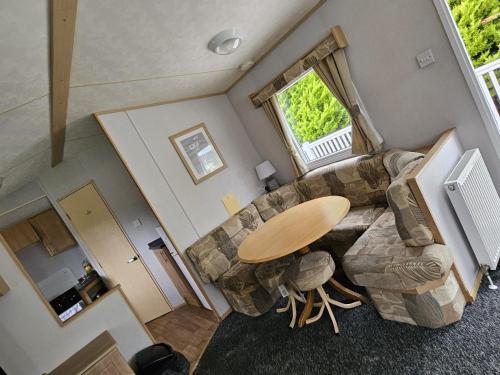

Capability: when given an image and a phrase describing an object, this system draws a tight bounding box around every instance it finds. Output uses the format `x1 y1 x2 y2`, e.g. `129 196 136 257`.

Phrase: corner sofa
186 150 466 328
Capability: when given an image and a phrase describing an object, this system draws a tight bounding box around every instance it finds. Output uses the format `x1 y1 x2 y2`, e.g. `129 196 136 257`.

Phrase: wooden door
59 183 171 323
153 248 201 307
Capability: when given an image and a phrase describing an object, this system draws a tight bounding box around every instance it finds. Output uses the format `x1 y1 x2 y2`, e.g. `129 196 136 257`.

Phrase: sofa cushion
386 160 434 247
217 262 258 292
294 174 331 201
217 262 278 317
303 153 390 207
343 209 453 291
255 255 295 293
367 271 465 328
252 184 301 221
185 204 264 283
310 204 387 260
383 149 425 180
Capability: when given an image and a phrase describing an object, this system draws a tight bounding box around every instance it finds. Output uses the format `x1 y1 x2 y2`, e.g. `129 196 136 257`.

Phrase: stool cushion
287 251 335 291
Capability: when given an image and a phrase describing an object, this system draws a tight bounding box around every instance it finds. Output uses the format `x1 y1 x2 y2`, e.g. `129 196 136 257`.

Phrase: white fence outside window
302 125 352 162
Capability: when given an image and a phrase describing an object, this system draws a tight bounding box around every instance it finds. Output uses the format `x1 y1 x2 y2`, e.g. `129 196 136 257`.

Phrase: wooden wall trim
50 0 78 166
225 0 326 92
94 92 226 116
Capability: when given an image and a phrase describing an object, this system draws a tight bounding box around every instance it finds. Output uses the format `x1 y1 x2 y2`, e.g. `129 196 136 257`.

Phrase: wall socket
416 49 435 69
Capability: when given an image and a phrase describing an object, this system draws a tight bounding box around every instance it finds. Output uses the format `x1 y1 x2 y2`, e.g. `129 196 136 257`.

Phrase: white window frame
273 69 353 169
433 0 500 158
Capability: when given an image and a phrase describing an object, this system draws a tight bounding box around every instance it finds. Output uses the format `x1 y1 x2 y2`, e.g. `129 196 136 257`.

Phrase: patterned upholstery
217 262 279 317
287 251 335 291
343 208 464 328
255 255 295 293
343 209 452 291
185 204 263 283
386 160 434 247
252 184 301 221
383 148 425 180
294 174 331 201
367 272 465 328
302 153 390 207
310 204 387 260
184 149 465 324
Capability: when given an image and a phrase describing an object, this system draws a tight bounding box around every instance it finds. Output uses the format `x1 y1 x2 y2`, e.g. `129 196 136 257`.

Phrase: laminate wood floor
146 304 219 371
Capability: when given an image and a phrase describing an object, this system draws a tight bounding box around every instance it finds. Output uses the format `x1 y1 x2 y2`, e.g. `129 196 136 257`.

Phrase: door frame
58 180 174 313
433 0 500 159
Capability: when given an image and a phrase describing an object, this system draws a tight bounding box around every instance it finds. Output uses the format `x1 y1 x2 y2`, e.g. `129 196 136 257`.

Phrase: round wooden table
238 196 367 327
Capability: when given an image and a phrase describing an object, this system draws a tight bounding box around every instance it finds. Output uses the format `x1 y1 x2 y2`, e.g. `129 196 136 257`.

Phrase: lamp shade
255 160 276 180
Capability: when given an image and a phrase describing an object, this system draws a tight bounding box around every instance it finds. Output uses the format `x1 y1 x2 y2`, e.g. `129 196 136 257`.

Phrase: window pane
276 70 352 165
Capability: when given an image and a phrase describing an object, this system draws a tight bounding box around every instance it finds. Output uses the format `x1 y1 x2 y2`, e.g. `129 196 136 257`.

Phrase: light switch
222 192 241 216
132 218 142 228
416 49 435 69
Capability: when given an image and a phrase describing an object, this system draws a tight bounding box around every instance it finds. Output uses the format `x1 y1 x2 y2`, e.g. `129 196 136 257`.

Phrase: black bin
131 343 189 375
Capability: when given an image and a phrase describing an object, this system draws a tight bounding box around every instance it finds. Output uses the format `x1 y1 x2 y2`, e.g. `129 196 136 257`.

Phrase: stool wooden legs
328 278 368 304
304 285 361 334
277 287 306 328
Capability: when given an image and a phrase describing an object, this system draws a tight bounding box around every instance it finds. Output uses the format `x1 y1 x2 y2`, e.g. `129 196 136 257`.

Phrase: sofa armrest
343 243 453 292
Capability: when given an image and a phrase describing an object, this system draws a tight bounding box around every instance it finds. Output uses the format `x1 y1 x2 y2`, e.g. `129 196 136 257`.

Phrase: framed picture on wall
169 123 227 184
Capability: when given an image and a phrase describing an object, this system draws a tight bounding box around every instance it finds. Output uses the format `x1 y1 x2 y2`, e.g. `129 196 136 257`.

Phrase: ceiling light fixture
208 28 241 55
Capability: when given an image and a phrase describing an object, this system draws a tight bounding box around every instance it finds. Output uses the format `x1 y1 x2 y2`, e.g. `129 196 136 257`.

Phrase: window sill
305 148 353 171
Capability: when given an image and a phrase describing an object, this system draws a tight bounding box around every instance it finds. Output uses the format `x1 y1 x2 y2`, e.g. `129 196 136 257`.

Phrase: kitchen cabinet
0 220 40 252
29 208 77 256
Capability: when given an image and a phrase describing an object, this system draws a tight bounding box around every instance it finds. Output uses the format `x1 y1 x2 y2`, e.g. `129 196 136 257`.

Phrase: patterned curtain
314 50 384 154
262 98 309 177
250 34 339 107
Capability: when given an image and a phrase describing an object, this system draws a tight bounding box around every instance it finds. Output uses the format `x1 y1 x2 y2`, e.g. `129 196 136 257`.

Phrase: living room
1 0 500 374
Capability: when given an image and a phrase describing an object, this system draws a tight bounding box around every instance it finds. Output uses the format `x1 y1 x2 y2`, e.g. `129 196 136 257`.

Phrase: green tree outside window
277 71 350 144
448 0 499 68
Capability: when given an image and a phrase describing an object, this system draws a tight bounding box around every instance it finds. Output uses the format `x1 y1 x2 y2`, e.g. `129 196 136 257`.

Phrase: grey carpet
194 270 500 375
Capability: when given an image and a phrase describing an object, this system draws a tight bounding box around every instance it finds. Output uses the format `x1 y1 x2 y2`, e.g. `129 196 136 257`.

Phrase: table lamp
256 160 279 192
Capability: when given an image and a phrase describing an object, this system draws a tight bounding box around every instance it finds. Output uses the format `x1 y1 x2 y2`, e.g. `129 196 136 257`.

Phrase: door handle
127 256 139 264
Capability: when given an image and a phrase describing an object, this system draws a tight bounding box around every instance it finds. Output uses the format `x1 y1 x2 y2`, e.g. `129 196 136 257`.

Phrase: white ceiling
0 0 320 198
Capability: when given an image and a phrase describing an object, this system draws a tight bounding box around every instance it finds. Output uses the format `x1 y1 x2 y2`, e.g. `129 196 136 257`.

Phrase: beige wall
228 0 500 189
98 94 266 316
0 239 153 375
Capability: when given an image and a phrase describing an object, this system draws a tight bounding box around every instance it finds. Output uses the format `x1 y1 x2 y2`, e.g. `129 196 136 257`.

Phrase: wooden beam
50 0 78 167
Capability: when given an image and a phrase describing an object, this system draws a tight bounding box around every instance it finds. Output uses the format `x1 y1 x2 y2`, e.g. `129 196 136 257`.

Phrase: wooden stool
287 251 361 334
276 285 307 328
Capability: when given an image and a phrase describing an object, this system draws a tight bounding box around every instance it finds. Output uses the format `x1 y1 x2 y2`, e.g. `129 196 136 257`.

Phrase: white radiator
445 149 500 270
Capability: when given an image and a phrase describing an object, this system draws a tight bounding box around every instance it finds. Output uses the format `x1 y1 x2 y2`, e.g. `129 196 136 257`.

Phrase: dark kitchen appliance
50 287 85 321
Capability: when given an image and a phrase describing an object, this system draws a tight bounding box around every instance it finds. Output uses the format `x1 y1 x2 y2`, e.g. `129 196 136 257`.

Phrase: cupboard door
29 209 77 256
0 220 40 252
60 183 172 323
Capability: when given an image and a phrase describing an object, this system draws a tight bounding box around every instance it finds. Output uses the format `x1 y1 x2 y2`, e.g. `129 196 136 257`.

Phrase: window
434 0 500 155
275 70 352 169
